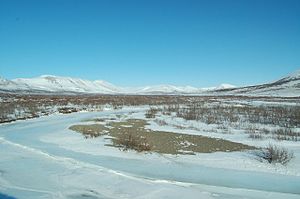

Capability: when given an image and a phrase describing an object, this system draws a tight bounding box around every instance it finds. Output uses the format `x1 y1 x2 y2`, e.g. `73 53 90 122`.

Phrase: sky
0 0 299 87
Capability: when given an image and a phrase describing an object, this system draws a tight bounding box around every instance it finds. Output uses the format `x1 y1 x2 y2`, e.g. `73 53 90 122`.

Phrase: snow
0 108 300 199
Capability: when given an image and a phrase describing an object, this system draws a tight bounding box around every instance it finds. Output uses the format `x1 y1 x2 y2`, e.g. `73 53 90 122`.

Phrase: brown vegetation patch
69 119 255 154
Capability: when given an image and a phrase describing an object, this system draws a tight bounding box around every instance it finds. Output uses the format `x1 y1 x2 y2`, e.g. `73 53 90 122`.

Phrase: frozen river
0 109 300 199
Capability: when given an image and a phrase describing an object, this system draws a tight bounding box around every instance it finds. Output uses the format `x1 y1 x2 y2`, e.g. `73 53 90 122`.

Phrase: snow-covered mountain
0 70 299 96
12 75 118 94
0 77 30 91
0 75 236 95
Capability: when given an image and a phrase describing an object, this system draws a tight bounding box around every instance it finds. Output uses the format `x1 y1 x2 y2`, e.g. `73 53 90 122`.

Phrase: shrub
255 144 294 165
145 107 159 118
164 103 300 128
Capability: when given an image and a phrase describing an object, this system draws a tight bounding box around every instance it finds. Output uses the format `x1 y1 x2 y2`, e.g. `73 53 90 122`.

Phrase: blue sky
0 0 299 87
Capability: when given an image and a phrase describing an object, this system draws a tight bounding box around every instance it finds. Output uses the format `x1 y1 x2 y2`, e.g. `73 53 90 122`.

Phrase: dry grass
114 132 152 152
69 124 108 138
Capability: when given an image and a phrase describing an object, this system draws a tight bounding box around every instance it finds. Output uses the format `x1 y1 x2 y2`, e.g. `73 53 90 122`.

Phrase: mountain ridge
0 70 299 96
0 75 235 95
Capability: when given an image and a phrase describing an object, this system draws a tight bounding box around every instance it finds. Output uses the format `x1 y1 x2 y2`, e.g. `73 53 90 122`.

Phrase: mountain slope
211 70 300 97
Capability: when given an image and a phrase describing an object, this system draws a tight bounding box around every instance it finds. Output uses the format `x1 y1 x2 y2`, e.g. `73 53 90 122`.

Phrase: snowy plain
0 107 300 199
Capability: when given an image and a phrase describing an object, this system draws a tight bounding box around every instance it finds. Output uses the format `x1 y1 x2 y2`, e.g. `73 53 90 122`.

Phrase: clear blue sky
0 0 299 87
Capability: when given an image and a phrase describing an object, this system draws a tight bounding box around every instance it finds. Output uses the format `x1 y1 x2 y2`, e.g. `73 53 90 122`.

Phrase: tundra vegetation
1 93 298 164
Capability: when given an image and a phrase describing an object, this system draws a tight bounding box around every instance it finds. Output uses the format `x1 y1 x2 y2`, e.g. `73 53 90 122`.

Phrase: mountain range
0 70 299 97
